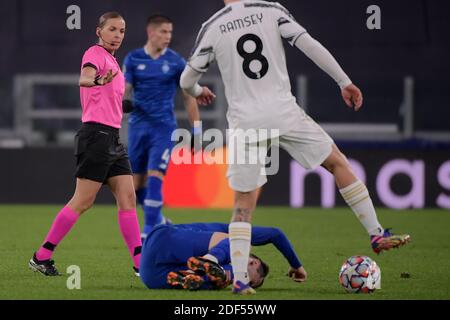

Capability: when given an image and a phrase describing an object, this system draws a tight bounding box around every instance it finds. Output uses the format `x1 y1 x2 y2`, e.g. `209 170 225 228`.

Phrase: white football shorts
227 114 333 192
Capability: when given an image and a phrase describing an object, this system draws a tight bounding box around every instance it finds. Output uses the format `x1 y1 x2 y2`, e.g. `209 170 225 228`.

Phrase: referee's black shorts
74 122 132 184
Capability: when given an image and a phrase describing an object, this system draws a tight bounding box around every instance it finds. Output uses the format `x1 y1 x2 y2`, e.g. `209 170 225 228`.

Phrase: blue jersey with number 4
123 48 186 128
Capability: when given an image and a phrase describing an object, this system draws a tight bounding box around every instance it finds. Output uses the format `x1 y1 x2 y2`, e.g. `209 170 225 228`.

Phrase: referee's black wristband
122 99 134 113
93 75 102 86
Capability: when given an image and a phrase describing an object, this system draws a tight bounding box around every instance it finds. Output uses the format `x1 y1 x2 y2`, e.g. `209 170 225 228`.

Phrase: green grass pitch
0 205 449 300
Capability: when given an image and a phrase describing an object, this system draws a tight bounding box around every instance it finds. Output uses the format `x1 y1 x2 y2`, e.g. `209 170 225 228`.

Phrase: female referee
29 12 142 276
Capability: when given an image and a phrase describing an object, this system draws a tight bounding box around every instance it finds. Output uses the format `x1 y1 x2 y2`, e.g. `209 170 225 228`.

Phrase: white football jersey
189 0 308 134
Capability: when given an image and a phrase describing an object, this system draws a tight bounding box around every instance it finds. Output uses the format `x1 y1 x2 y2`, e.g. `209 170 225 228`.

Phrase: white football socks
228 222 252 285
339 180 383 236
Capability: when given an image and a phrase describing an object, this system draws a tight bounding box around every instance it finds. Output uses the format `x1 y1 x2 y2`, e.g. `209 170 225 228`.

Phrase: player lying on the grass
139 223 307 291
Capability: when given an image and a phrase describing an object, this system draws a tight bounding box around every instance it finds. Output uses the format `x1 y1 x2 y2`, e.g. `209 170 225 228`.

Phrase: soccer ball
339 255 381 293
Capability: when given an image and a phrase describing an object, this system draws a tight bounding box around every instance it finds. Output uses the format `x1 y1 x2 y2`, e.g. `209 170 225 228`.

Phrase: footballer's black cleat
187 256 227 284
29 253 61 276
167 270 204 290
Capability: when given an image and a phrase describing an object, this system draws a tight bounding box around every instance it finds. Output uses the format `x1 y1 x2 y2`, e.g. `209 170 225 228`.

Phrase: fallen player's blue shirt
140 222 302 289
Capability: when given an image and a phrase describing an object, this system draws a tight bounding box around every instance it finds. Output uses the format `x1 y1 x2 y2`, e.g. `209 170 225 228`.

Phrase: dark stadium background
0 0 449 207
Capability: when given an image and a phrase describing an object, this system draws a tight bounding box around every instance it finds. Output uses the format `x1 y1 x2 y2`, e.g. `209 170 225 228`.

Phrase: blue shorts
139 225 213 289
128 124 176 175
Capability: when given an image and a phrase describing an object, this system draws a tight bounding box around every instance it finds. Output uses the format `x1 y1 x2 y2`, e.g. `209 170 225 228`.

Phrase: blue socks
143 176 163 234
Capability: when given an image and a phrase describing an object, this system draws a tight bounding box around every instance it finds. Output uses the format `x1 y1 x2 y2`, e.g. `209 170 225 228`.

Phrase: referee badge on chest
162 61 170 74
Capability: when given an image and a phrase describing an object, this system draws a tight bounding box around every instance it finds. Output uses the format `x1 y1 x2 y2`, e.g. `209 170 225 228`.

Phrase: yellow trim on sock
348 195 370 207
341 182 365 197
230 234 252 238
230 228 252 232
342 185 367 200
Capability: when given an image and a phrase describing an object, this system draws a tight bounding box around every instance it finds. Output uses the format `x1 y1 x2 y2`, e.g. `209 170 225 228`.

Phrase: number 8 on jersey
237 33 269 80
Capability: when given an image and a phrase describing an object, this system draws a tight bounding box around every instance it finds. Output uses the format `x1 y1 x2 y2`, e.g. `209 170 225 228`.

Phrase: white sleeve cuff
189 84 203 98
180 66 204 98
338 78 353 90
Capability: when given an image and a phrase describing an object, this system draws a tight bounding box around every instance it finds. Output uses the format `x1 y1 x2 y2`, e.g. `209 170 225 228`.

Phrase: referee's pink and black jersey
80 45 125 128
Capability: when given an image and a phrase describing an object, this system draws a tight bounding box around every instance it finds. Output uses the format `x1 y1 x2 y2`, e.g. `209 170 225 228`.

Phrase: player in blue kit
122 15 201 238
139 223 307 292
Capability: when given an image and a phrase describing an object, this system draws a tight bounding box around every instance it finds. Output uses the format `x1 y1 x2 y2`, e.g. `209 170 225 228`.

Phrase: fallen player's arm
287 266 307 283
251 226 302 271
251 227 307 283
